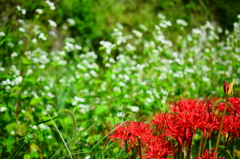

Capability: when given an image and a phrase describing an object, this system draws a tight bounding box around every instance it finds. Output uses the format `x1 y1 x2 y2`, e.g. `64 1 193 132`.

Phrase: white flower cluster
16 5 26 15
46 0 55 10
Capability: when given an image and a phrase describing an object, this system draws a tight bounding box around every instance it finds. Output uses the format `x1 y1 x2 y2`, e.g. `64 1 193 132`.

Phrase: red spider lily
216 97 240 115
143 136 173 159
222 115 240 137
108 121 152 149
195 148 225 159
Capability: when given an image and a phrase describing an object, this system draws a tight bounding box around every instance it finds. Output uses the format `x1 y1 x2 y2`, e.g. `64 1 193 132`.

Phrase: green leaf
30 97 42 105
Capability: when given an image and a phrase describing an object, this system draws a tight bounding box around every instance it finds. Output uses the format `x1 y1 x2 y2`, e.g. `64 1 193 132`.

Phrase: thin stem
214 100 229 159
124 140 130 159
137 137 142 159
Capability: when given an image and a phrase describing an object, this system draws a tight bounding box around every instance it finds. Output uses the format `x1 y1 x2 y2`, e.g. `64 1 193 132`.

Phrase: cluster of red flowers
108 97 240 158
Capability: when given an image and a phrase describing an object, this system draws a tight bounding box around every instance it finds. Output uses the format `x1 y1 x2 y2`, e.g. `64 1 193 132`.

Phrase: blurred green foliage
0 0 239 158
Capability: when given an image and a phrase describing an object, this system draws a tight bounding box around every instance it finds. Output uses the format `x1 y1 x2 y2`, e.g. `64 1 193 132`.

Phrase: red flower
195 148 225 159
108 121 152 149
143 136 173 159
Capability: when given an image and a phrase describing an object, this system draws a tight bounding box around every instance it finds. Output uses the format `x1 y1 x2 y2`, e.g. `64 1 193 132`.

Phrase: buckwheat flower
127 106 139 112
75 44 82 50
46 0 55 10
67 18 76 26
48 19 57 27
113 86 120 92
139 24 148 31
0 67 5 71
126 43 136 52
13 76 23 85
11 52 18 58
192 28 202 35
116 112 124 117
39 65 45 69
119 81 126 87
18 19 25 24
36 9 43 14
157 13 166 20
47 92 55 98
132 30 143 38
99 40 115 54
10 130 15 135
49 31 56 36
202 76 210 82
105 63 111 67
0 107 7 112
74 96 85 103
85 155 90 159
5 86 11 92
39 123 49 130
19 27 25 32
32 38 37 43
176 19 188 26
65 42 74 52
39 33 47 41
16 5 21 11
31 125 37 129
108 58 115 63
47 135 52 139
21 9 26 15
205 21 214 30
0 32 5 36
90 70 97 77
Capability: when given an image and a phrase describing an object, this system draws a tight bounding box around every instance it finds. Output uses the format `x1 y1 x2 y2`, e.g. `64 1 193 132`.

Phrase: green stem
214 99 233 159
137 137 142 159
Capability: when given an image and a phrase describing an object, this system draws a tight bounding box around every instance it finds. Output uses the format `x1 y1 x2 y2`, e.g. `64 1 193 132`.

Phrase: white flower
18 19 25 24
46 0 55 10
127 106 139 112
192 28 202 35
46 92 55 98
117 112 124 117
32 38 37 43
67 18 76 26
74 96 85 103
36 9 43 14
11 52 18 58
0 32 5 36
113 86 120 92
139 24 148 31
176 19 188 26
48 19 57 27
65 42 75 52
5 86 11 92
17 5 21 11
19 27 25 32
0 107 7 112
90 70 97 77
21 9 26 15
75 44 82 50
31 125 37 129
47 135 52 139
99 41 115 54
13 76 23 85
132 30 142 38
126 44 136 52
85 155 91 159
39 123 49 130
0 67 5 71
39 33 47 41
10 130 15 135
